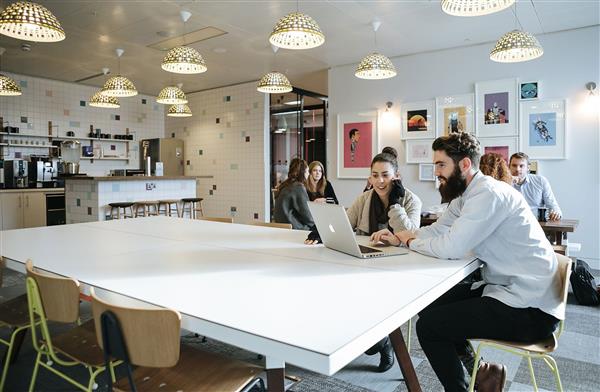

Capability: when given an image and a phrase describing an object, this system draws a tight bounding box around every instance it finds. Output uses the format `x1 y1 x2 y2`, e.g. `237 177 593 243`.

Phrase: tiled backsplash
0 72 165 175
166 81 268 223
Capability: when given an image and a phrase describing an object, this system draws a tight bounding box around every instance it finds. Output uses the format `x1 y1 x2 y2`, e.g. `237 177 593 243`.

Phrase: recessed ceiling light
213 47 227 53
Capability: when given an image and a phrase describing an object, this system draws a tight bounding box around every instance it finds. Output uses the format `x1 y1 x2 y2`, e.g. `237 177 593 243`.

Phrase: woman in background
306 161 339 204
480 153 512 184
273 158 314 230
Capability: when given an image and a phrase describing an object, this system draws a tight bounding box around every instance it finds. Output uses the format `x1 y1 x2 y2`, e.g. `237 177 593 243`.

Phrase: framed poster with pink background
337 112 378 178
478 137 518 164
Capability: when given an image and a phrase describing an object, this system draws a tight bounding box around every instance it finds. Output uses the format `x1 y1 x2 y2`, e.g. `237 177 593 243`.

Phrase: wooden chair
25 260 120 392
250 221 292 230
197 216 234 224
90 289 265 392
0 257 32 391
467 254 573 392
108 202 134 220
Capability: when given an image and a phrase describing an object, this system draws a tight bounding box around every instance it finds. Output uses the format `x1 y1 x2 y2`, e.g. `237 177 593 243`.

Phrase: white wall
328 26 600 267
0 72 165 175
165 81 269 223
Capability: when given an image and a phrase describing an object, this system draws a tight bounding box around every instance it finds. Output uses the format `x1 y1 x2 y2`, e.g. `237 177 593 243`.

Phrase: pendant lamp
101 49 138 97
0 47 21 96
355 20 396 80
269 1 324 50
441 0 515 17
161 11 207 74
0 1 65 42
157 86 187 104
167 104 192 117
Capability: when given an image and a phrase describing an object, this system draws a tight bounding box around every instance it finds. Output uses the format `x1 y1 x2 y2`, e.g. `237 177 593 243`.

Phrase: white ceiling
0 0 598 96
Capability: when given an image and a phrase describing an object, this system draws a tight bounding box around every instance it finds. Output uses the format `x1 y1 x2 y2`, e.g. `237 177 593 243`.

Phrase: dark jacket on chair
273 182 314 230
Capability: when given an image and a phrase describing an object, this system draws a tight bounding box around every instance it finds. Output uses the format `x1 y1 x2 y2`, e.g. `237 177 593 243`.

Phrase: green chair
468 254 572 392
0 257 34 391
25 260 120 392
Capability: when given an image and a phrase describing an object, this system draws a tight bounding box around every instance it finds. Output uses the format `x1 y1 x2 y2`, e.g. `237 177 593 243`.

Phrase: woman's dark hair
432 133 481 169
480 153 512 184
371 152 398 174
278 158 308 191
381 146 398 159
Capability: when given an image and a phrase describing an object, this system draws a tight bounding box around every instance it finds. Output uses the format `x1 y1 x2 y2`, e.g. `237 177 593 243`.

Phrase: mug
538 207 547 222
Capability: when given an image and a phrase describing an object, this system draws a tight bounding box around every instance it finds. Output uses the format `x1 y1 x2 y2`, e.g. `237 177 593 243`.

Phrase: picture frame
478 136 519 163
435 93 475 136
400 100 436 139
405 139 434 164
418 163 436 181
520 81 540 100
337 111 379 178
475 78 518 137
519 99 567 160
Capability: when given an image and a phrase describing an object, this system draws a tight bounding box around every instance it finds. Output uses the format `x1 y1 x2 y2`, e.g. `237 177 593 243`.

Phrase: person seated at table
479 152 512 184
308 152 422 373
510 152 562 221
306 161 339 204
371 133 562 392
364 146 398 192
273 158 314 230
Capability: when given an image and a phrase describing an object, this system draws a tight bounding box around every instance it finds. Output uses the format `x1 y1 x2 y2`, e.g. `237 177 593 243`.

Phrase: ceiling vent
148 26 228 51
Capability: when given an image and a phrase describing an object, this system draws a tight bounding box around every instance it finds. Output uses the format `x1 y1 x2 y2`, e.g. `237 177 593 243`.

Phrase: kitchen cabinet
0 191 48 230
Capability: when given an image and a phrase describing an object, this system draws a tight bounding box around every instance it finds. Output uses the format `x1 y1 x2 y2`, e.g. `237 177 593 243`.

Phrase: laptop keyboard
359 244 383 254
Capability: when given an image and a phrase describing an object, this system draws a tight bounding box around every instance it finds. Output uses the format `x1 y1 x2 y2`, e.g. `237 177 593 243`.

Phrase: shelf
4 144 57 148
55 136 132 143
0 132 52 138
80 157 129 161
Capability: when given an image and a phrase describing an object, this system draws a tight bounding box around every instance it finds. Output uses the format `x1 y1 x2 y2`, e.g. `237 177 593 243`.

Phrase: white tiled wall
0 72 165 175
165 81 269 224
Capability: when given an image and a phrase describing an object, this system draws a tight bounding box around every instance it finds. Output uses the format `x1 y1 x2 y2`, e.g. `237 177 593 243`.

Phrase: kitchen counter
64 176 198 223
64 175 212 181
0 187 65 193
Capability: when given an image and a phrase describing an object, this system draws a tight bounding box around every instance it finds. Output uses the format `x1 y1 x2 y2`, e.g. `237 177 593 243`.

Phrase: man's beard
438 165 468 203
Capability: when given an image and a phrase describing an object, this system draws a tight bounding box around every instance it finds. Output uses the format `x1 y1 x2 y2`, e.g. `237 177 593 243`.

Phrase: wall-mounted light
584 81 599 113
384 101 393 112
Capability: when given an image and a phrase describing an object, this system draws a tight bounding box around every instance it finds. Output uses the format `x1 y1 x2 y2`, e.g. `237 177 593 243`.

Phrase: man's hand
548 210 561 221
395 230 416 247
370 229 401 246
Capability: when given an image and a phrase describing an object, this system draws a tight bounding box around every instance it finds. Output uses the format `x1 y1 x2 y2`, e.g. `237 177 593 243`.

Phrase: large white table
0 217 479 391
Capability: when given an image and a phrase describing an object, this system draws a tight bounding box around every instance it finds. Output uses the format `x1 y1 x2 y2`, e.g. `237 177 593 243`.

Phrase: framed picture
519 99 567 160
478 136 519 163
401 100 436 139
475 78 518 137
435 94 475 136
419 163 436 181
337 112 378 178
520 81 540 100
405 139 434 164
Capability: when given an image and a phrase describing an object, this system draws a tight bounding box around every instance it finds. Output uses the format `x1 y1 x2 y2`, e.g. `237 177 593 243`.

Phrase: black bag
570 259 600 306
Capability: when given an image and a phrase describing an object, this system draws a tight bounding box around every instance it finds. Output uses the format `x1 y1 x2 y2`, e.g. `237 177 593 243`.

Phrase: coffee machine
28 157 58 188
4 160 28 188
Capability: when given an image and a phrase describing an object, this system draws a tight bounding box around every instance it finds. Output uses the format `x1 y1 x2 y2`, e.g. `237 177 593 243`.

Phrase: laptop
308 202 409 259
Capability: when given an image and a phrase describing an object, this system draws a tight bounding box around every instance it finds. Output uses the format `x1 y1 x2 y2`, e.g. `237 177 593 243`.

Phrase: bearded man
371 133 562 392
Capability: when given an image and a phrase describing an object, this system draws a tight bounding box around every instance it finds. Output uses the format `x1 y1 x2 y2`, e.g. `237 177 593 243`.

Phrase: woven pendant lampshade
269 12 325 50
89 91 120 108
101 75 137 97
490 29 543 63
257 71 293 94
0 74 22 96
167 104 192 117
161 46 207 74
157 86 187 104
355 52 397 80
0 1 65 42
441 0 515 17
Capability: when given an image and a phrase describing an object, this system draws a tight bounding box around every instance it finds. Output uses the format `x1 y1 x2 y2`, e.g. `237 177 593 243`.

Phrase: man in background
510 152 562 221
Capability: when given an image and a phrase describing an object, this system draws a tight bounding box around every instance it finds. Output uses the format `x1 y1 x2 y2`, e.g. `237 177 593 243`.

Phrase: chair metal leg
543 355 563 392
28 351 42 392
527 356 538 391
0 326 27 391
467 343 484 392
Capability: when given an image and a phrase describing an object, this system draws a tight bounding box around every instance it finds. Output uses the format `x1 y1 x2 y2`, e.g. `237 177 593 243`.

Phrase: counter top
0 188 65 193
63 176 211 181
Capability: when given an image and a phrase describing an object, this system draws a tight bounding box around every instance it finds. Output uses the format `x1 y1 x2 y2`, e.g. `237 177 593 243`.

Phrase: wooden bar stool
134 201 159 217
108 202 134 220
181 198 204 219
157 199 180 217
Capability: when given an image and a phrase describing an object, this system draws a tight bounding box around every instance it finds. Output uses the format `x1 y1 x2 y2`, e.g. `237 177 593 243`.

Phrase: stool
133 201 159 217
181 198 204 219
108 202 134 220
158 199 180 217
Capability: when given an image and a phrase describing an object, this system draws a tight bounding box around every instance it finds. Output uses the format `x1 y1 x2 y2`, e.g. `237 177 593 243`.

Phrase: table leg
390 327 422 392
555 232 562 246
266 368 285 392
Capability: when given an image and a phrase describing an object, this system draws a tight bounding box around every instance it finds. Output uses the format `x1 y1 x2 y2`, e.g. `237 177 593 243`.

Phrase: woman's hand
313 197 327 204
370 229 400 246
305 227 321 245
